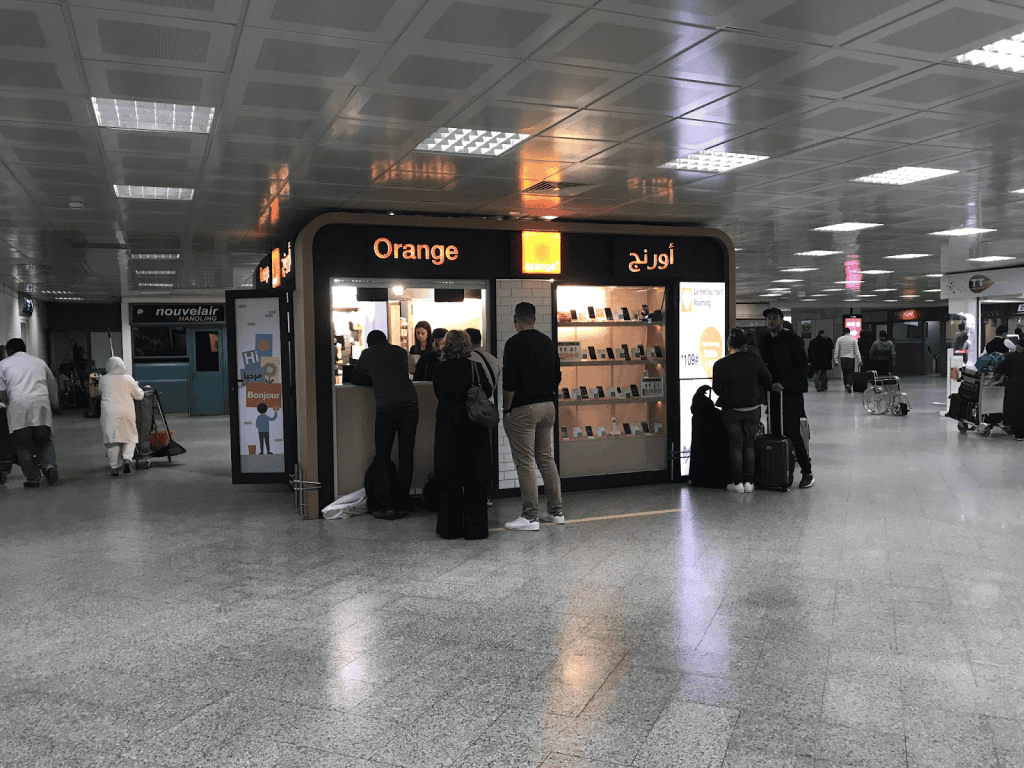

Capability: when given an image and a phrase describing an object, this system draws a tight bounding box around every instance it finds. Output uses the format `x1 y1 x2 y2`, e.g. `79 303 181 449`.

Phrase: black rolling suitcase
754 389 794 491
852 369 871 393
688 385 731 489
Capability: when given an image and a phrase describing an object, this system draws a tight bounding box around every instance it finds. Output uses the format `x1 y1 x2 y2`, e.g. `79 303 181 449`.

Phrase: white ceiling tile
483 60 635 108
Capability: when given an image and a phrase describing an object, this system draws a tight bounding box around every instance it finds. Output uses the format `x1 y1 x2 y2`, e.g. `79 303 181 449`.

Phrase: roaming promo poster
234 296 285 474
678 281 726 476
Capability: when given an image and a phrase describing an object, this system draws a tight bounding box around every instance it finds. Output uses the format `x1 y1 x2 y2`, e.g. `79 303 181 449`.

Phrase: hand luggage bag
755 390 794 491
852 370 871 393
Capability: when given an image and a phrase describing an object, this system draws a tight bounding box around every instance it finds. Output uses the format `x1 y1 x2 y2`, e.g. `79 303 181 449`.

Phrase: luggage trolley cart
862 372 911 416
952 370 1010 437
133 387 186 467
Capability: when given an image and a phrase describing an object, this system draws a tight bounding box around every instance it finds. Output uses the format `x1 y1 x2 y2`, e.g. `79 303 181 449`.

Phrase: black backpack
364 456 401 513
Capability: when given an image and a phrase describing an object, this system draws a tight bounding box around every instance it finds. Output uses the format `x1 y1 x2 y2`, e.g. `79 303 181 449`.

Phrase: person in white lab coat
0 338 59 488
98 356 144 476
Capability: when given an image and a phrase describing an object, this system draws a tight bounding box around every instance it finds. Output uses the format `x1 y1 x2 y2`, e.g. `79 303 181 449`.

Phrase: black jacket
413 349 440 381
502 328 561 408
807 335 833 370
432 358 493 483
352 343 417 407
712 350 771 409
759 330 809 393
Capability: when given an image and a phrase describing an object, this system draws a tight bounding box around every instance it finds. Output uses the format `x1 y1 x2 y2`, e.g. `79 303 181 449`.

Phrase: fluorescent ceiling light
884 253 930 259
795 250 843 256
853 167 958 185
812 223 883 232
968 256 1016 262
955 32 1024 73
926 273 943 277
138 282 173 288
780 268 818 272
822 288 845 292
924 289 942 292
659 150 769 172
772 279 802 283
903 294 919 298
884 299 897 302
810 294 827 297
114 185 193 200
1013 188 1024 194
930 228 996 236
875 288 898 292
861 269 894 275
800 299 816 301
416 128 530 156
858 294 877 297
132 253 180 260
92 97 214 133
134 269 176 275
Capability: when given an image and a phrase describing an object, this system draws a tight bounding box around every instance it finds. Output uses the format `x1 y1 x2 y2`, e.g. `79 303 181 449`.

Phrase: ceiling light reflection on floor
884 254 930 259
92 98 215 133
795 250 843 256
812 223 883 232
929 228 996 236
968 256 1016 262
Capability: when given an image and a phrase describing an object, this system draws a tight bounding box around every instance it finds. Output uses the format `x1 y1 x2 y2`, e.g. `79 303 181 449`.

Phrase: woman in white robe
98 357 144 476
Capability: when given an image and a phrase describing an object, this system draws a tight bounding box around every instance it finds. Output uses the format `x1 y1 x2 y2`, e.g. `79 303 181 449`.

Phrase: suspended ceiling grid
3 0 1024 306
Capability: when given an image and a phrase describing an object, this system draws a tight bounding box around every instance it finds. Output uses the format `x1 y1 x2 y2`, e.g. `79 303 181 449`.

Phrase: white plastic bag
322 488 368 520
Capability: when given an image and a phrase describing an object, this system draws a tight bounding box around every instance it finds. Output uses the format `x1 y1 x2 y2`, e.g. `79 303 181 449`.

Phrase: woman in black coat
432 330 493 539
995 348 1024 441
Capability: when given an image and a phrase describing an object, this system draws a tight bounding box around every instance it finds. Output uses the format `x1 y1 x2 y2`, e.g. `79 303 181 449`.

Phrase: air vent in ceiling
520 181 594 197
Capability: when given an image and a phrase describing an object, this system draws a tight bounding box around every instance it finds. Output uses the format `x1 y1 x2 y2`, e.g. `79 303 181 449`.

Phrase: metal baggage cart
952 369 1010 437
133 387 186 467
862 372 911 416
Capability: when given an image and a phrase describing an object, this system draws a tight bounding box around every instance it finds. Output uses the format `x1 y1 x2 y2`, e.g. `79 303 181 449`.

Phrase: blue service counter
134 363 189 413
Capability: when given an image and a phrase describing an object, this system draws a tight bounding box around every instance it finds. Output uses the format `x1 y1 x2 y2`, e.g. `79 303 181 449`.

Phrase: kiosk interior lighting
853 167 958 185
795 250 843 256
114 185 193 200
92 98 215 133
658 150 768 172
812 223 883 232
930 228 996 236
132 253 180 260
392 284 404 295
969 255 1016 262
416 128 530 156
780 267 818 272
955 32 1024 73
884 253 930 259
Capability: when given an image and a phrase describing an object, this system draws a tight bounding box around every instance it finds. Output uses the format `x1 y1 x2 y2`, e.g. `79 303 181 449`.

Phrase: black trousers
436 478 488 539
840 358 856 387
374 401 418 507
781 391 811 476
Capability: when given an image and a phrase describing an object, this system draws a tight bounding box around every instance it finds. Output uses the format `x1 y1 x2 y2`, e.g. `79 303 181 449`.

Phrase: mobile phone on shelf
637 344 646 358
561 387 571 400
604 308 614 320
561 426 569 439
621 307 630 320
630 384 640 397
585 425 594 438
641 421 650 433
596 386 605 398
623 423 632 435
579 386 589 399
606 347 615 359
588 346 598 361
621 344 630 360
587 306 596 319
654 346 663 358
570 309 578 320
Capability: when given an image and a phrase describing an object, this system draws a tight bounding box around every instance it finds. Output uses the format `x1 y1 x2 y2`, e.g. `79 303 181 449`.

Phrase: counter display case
555 285 668 479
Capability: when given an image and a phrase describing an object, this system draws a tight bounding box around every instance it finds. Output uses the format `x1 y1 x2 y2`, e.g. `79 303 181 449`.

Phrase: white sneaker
505 516 540 531
743 482 754 493
726 483 744 493
538 512 564 524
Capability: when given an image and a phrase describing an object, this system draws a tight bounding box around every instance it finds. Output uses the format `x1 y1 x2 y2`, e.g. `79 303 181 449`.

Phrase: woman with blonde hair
432 329 493 539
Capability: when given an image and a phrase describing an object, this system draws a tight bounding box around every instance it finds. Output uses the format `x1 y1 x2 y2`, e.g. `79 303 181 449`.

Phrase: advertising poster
235 297 285 474
678 281 726 476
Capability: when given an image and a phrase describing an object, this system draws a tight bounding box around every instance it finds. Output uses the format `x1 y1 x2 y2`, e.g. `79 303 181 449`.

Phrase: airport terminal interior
7 0 1024 765
6 378 1024 767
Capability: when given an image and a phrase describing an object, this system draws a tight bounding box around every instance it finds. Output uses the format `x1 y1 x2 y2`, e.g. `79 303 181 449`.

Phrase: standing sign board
677 281 727 476
226 290 292 483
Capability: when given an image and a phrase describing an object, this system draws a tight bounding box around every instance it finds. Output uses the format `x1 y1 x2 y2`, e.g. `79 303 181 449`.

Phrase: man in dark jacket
807 330 834 391
759 307 813 488
413 328 447 382
352 330 418 515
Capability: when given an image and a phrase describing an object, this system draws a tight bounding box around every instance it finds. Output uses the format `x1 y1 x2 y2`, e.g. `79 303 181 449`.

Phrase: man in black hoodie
807 330 834 391
759 307 813 489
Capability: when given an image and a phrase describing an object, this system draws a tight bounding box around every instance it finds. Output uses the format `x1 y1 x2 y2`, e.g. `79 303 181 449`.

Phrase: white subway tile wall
495 279 553 491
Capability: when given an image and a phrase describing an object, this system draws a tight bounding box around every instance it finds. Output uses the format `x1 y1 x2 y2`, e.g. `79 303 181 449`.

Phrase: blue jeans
13 425 57 483
721 407 761 485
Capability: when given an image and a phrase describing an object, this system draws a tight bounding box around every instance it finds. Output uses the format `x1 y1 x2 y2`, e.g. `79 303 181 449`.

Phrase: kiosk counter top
334 381 438 499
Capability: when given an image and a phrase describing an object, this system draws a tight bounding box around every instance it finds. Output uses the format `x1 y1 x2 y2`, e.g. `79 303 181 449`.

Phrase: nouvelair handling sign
131 303 225 324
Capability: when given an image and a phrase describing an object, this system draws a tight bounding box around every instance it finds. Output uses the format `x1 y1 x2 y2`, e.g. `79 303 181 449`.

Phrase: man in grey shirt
352 330 418 513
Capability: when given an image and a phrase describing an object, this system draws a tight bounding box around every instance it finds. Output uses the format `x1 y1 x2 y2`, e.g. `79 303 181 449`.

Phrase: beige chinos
503 401 562 519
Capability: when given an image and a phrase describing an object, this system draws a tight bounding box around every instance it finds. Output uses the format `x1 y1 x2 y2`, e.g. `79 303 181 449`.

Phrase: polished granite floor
4 375 1024 767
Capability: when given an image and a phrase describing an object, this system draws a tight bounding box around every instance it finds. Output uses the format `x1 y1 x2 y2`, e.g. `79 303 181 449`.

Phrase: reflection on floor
4 375 1024 767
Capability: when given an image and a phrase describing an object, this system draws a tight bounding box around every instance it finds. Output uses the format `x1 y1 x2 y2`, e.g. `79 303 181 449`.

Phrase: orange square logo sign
247 383 282 409
522 231 561 275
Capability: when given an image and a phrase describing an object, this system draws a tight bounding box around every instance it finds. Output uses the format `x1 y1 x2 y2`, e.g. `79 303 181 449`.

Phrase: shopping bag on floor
322 488 368 520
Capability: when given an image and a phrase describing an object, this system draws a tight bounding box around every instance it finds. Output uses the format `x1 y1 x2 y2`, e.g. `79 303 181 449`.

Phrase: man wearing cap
759 308 813 489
